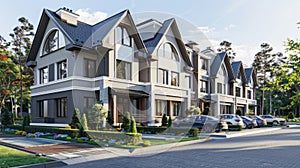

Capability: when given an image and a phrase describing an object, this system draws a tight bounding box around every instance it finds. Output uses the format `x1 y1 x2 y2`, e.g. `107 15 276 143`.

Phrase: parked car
217 114 244 127
260 115 286 126
241 116 257 129
174 115 228 133
248 115 267 127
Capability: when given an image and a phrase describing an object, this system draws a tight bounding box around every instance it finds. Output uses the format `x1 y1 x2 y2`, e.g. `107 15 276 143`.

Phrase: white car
260 115 286 126
217 114 244 126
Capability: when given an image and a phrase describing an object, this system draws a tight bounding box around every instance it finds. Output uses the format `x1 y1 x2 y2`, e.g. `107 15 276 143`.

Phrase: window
83 97 96 109
43 30 59 55
57 98 67 117
217 83 223 94
172 102 181 116
200 80 208 93
185 76 191 89
116 60 131 80
57 60 67 79
39 67 48 84
116 26 131 46
84 59 96 78
236 87 241 97
248 90 252 99
200 59 208 70
158 69 168 85
38 100 48 117
155 100 168 116
219 65 226 75
171 72 179 86
157 43 179 61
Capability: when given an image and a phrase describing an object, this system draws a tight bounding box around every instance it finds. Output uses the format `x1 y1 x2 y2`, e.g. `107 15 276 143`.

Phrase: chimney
56 7 79 26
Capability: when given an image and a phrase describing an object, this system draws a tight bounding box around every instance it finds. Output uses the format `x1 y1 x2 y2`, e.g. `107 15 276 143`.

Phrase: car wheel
273 121 279 126
247 125 253 129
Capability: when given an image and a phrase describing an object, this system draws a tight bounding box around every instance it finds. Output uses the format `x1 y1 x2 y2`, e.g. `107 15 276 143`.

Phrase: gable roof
210 52 234 81
27 9 147 66
245 67 258 86
231 61 247 84
142 18 193 67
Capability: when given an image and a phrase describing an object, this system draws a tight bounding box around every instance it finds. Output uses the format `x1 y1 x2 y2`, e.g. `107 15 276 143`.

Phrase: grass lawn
0 145 53 168
145 136 202 146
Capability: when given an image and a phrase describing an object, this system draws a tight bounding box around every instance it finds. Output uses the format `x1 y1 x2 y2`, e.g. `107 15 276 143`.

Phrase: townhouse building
26 8 258 126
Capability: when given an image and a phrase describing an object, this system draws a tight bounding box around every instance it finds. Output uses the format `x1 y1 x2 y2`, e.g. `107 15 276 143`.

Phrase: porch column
112 94 117 126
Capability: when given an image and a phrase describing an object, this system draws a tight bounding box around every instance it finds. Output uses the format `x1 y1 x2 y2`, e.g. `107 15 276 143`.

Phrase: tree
167 116 172 128
81 113 88 131
129 116 137 133
1 108 12 127
186 106 201 116
252 43 286 115
9 17 34 116
217 40 236 61
122 112 131 132
22 113 30 130
70 108 81 129
88 103 108 130
162 113 168 127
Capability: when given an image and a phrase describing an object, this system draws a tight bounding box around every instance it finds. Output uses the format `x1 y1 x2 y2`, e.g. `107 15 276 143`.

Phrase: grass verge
0 145 53 167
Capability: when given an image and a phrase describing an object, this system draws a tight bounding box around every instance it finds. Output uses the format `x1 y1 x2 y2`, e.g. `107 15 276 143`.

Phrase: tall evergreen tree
70 108 81 129
217 40 236 61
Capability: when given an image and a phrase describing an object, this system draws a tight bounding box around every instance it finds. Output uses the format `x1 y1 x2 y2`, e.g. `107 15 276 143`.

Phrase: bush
70 108 81 129
122 112 131 132
1 108 12 127
136 126 198 137
129 116 137 133
137 126 167 134
167 117 172 128
228 125 242 131
81 113 88 131
143 140 151 147
86 130 142 145
162 114 168 127
188 128 199 137
288 112 295 119
18 126 79 138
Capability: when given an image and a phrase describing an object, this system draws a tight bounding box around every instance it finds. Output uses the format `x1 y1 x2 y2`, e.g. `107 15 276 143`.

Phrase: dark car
241 116 257 129
248 115 267 127
174 115 228 133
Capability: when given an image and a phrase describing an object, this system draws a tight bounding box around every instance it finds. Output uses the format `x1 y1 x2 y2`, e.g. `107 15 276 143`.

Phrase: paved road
63 128 300 168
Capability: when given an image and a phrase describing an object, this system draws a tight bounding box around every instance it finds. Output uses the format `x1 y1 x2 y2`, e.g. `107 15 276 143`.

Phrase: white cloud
75 8 107 25
224 24 236 31
197 26 216 34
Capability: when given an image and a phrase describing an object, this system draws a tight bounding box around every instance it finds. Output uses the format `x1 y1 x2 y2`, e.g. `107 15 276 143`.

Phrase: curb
210 128 282 138
14 161 67 168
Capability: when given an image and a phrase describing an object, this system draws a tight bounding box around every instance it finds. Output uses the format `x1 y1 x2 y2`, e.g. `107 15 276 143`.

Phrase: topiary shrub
129 116 137 133
70 108 81 129
288 112 295 119
122 112 131 132
162 113 168 126
81 113 88 131
22 114 31 130
1 108 12 128
167 116 172 128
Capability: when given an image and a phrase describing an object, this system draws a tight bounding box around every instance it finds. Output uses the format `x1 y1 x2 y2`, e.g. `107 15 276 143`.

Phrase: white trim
30 86 99 97
30 123 68 127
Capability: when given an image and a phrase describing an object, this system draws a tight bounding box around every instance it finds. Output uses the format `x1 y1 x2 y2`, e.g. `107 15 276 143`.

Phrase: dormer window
157 43 179 61
43 30 59 55
116 26 132 47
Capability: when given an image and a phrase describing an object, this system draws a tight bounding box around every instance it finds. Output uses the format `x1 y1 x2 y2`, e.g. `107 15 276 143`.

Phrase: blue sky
1 0 300 65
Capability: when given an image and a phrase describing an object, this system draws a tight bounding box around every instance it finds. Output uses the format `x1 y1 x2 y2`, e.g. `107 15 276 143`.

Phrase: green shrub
81 113 88 131
70 108 81 129
86 130 142 145
122 112 131 132
129 116 137 133
288 112 295 119
137 126 167 134
22 114 31 130
228 125 242 131
1 108 12 127
162 114 168 126
18 126 79 138
167 117 172 128
188 128 199 137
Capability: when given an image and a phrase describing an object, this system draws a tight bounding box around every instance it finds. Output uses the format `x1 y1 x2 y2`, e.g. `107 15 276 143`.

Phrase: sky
1 0 300 66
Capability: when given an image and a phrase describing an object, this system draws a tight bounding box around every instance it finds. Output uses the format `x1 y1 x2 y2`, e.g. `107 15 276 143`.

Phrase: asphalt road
63 128 300 168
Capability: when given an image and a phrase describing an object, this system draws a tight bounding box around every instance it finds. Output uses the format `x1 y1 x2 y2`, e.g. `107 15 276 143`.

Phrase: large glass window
158 69 168 85
84 59 96 78
116 26 131 46
217 83 223 94
39 67 48 84
57 60 67 79
116 60 131 80
38 100 48 117
43 30 59 55
155 100 168 116
57 98 67 118
200 59 208 70
157 43 179 61
171 72 179 86
236 87 241 97
200 80 208 93
172 102 181 116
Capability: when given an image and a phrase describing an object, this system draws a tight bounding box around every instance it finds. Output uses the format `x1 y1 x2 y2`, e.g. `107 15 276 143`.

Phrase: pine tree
70 108 81 129
122 112 131 132
217 40 236 61
167 116 172 128
162 113 168 127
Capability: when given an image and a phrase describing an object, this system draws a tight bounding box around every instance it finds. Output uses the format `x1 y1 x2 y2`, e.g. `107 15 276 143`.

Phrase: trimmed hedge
137 126 199 137
228 125 242 131
86 130 142 145
8 125 79 138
